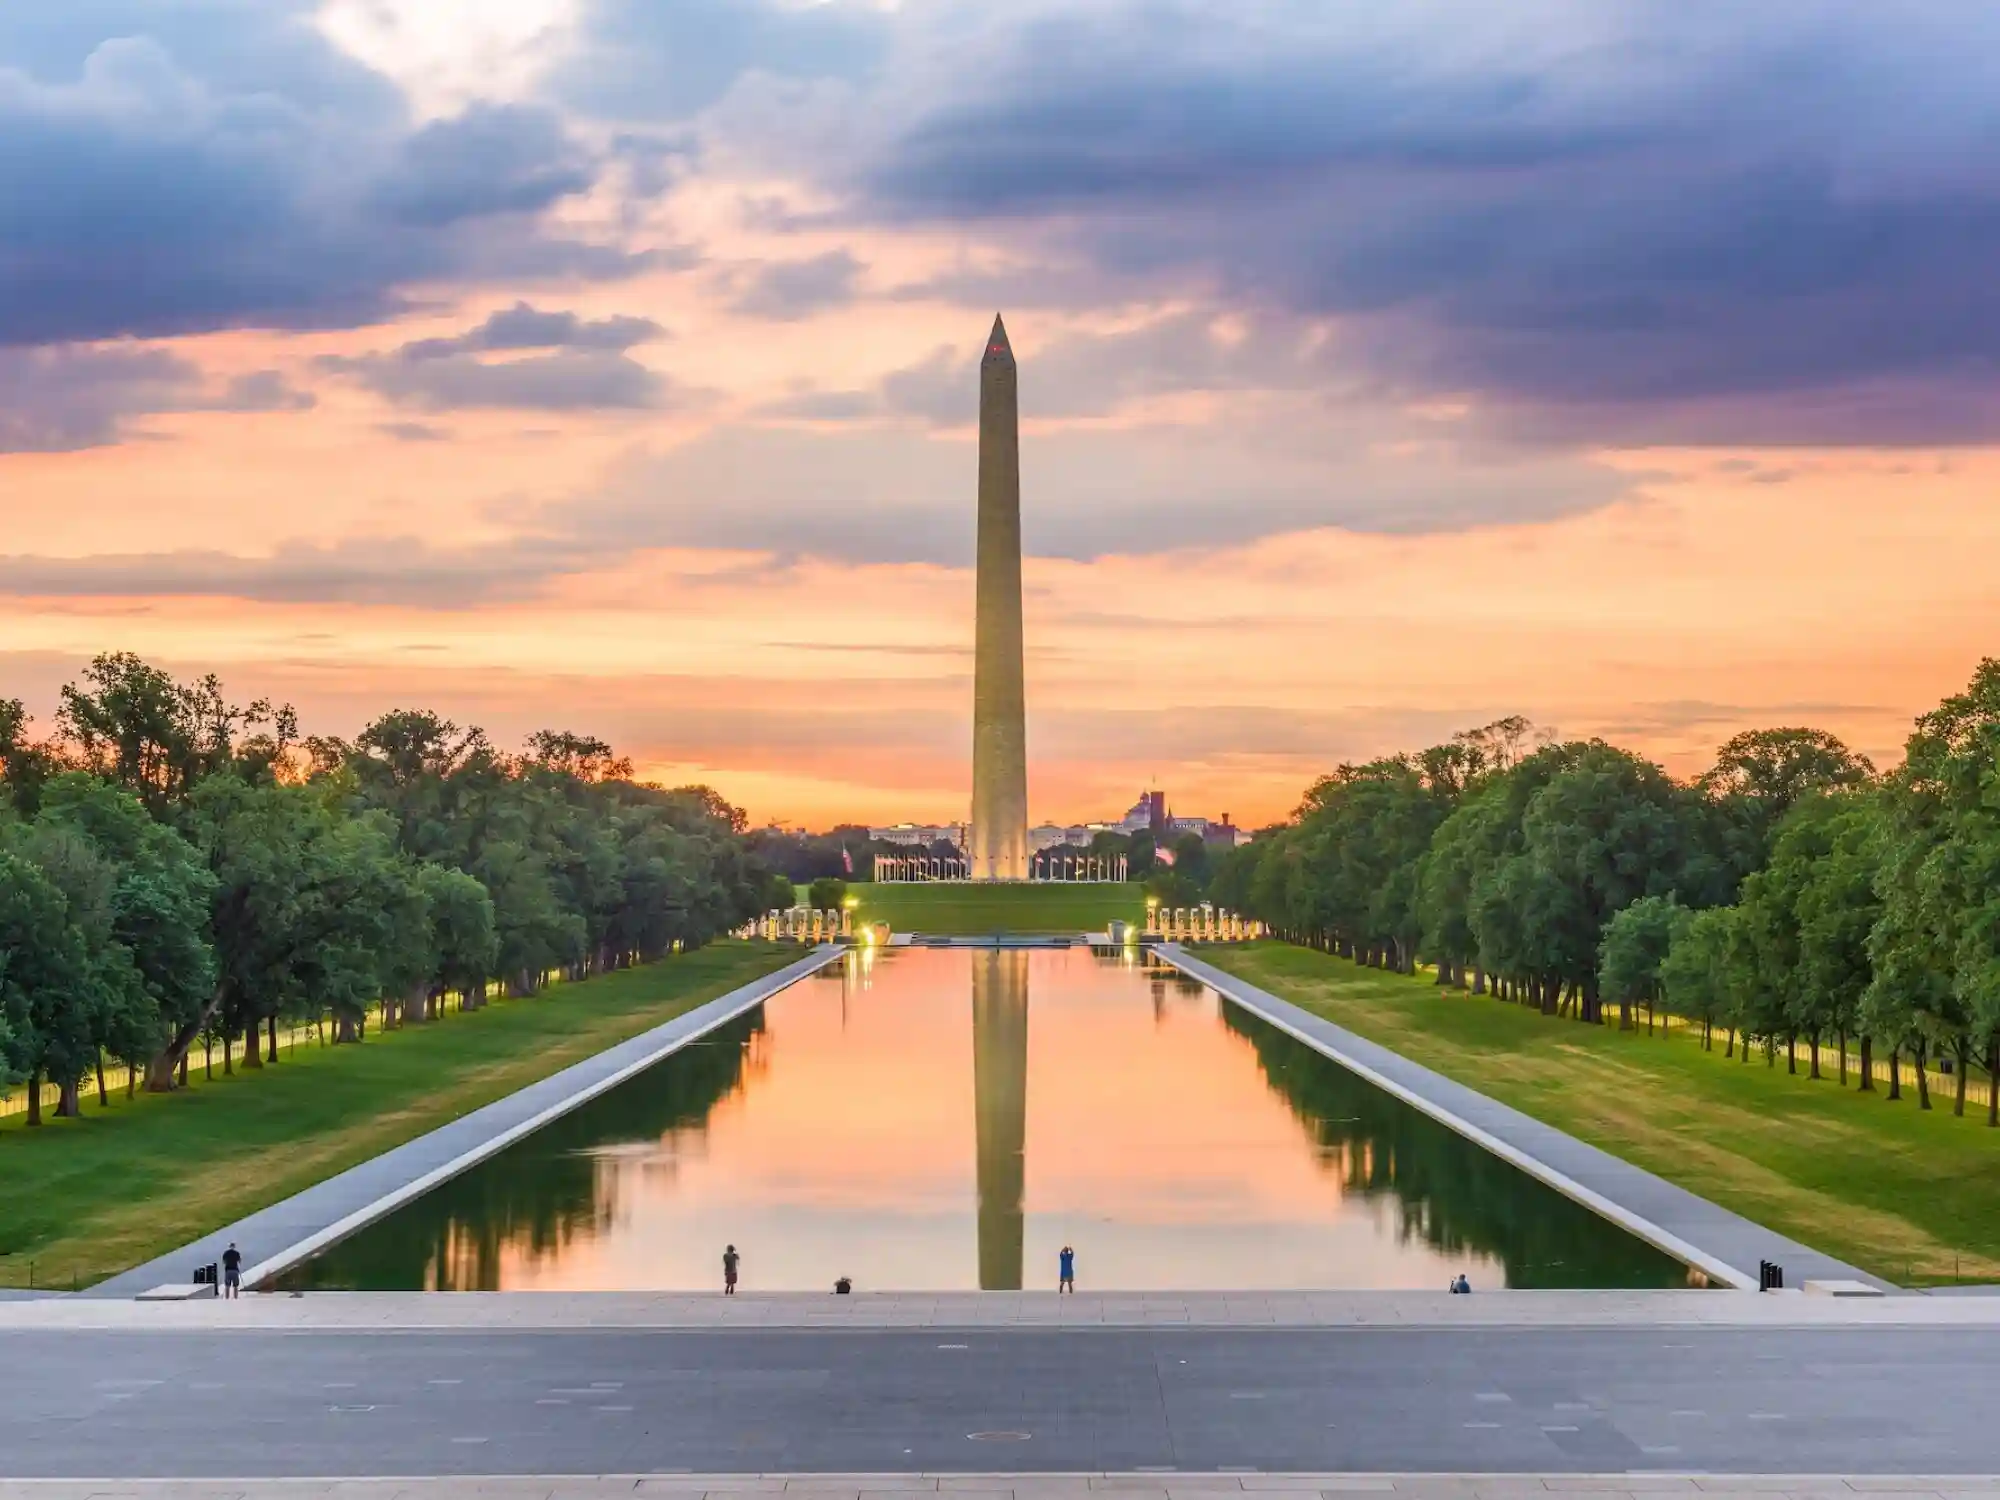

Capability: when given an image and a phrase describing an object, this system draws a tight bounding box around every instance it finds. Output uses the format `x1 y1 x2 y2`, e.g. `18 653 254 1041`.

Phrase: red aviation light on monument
983 314 1014 366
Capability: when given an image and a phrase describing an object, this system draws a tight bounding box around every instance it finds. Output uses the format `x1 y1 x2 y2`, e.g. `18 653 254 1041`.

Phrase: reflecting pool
279 946 1702 1291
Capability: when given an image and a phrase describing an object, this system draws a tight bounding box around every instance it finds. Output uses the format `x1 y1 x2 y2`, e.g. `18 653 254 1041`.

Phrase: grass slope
852 880 1146 934
0 942 794 1290
1201 942 2000 1286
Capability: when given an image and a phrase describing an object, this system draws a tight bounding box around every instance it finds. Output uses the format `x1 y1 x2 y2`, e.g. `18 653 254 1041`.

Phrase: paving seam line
237 945 845 1291
11 1480 2000 1496
1154 945 1758 1291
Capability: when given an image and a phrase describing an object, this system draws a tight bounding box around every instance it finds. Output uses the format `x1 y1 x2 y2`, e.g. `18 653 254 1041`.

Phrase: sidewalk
4 1474 1997 1500
3 1287 1996 1333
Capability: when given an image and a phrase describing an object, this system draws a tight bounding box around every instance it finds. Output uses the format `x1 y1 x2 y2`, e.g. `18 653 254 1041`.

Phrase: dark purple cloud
0 7 643 348
0 345 314 452
728 250 867 321
319 303 677 412
844 1 2000 445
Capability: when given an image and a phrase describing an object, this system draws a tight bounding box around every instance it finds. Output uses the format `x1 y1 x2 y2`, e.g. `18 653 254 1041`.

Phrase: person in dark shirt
1058 1245 1076 1293
221 1243 243 1299
723 1244 740 1295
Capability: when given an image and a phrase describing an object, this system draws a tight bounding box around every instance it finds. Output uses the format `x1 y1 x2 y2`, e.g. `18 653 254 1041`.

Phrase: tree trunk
1989 1042 1998 1128
239 1018 262 1070
95 1055 109 1108
26 1070 41 1126
1807 1031 1821 1080
179 1053 189 1088
1472 965 1486 995
1954 1041 1969 1117
145 982 230 1091
1887 1046 1901 1101
56 1076 81 1118
1787 1035 1796 1074
1838 1031 1847 1086
335 1010 359 1045
1701 1018 1711 1051
222 1028 233 1075
1859 1035 1874 1092
1915 1041 1932 1110
1725 1027 1735 1059
1619 995 1632 1031
267 1015 278 1063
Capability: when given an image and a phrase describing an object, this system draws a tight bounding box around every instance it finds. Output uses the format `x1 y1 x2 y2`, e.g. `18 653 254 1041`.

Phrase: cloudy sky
5 0 1999 828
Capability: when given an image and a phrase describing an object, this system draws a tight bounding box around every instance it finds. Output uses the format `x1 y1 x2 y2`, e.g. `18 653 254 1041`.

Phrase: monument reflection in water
280 947 1700 1292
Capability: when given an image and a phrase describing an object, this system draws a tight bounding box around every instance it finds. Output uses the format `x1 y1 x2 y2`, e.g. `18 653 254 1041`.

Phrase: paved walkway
1156 947 1883 1292
10 1324 2000 1475
2 1288 1991 1332
94 948 845 1299
5 1479 1996 1500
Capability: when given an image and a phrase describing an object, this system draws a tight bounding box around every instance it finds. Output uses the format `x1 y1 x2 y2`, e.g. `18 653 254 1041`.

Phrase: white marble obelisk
968 314 1029 882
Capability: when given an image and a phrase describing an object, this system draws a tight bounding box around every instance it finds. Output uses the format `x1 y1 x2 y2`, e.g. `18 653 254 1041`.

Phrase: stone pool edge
96 945 847 1299
1154 944 1888 1294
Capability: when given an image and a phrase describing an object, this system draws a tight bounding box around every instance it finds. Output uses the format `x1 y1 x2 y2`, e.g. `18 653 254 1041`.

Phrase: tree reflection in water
278 1007 769 1290
1202 981 1703 1288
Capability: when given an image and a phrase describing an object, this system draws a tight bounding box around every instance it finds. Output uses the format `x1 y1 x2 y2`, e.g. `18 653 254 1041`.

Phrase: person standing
221 1242 243 1299
1058 1244 1076 1294
723 1244 740 1296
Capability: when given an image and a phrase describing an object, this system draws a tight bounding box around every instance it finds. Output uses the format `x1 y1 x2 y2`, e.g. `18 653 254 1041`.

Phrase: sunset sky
5 1 1999 829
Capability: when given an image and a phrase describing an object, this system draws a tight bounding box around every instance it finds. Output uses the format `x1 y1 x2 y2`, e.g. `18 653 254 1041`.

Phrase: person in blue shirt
1058 1245 1076 1293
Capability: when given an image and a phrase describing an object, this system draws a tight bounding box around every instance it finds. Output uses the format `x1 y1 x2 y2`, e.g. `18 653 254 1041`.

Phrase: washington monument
968 314 1029 881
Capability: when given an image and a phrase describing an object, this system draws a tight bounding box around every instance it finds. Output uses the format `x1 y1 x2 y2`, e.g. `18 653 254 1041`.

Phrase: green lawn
852 880 1146 935
1200 942 2000 1286
0 942 794 1290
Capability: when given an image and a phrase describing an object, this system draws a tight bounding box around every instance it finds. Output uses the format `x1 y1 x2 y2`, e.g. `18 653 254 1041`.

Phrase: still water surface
283 947 1699 1291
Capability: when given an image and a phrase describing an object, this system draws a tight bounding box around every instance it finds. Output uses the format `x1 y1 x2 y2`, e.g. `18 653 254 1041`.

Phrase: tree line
1210 660 2000 1123
0 654 773 1123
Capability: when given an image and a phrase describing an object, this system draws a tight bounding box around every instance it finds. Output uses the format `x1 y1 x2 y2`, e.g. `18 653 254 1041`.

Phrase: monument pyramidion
968 314 1029 881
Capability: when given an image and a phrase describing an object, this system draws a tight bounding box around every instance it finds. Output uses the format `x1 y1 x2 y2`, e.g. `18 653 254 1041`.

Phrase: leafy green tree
1490 743 1724 1018
1867 660 2000 1115
1700 726 1875 877
1167 831 1212 892
1598 895 1685 1032
1660 904 1742 1052
419 863 499 1015
56 652 291 814
1738 791 1883 1081
807 876 848 911
31 774 218 1091
1290 757 1444 971
0 846 101 1124
0 698 60 815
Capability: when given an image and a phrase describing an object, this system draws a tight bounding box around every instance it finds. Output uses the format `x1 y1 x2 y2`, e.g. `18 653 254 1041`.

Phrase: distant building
874 798 1240 856
1172 814 1242 850
1114 791 1170 836
1029 822 1118 851
869 822 966 848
